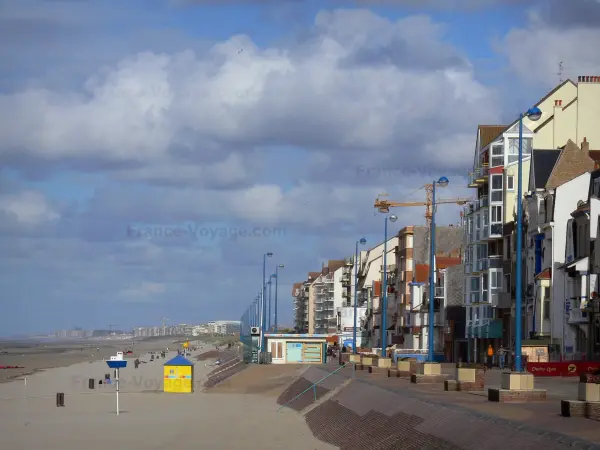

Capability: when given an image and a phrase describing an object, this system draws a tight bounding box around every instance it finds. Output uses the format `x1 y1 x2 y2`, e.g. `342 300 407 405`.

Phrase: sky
1 0 599 336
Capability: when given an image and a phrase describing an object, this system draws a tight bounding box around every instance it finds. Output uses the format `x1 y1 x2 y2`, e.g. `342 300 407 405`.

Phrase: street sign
106 356 128 415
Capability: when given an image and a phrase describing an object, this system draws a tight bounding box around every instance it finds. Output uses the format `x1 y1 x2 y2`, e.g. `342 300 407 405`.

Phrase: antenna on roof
558 61 564 83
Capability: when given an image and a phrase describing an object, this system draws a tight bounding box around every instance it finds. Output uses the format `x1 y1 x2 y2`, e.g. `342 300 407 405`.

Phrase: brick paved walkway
303 364 600 449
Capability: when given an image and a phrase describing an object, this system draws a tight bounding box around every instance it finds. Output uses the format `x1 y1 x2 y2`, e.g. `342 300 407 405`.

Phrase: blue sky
1 0 599 336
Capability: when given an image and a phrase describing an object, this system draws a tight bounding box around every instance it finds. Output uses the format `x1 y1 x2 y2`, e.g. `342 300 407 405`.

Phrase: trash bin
88 378 94 389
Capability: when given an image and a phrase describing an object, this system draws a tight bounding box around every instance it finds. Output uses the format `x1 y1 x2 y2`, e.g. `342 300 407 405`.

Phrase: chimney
578 75 600 83
554 99 563 107
582 137 590 152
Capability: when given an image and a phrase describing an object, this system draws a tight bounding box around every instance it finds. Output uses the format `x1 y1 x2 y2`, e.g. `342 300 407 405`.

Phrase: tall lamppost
274 264 284 332
515 106 542 372
353 237 367 354
262 252 273 353
428 176 449 362
268 276 275 331
380 214 398 356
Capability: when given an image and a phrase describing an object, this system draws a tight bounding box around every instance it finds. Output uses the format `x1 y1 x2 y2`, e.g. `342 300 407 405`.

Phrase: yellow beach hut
163 354 194 393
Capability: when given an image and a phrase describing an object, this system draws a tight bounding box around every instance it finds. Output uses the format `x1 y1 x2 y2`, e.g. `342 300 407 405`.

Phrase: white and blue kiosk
106 352 127 415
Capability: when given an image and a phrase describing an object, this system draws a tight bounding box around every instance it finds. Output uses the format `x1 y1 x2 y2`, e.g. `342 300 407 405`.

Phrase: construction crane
161 317 170 336
108 324 117 334
374 183 472 226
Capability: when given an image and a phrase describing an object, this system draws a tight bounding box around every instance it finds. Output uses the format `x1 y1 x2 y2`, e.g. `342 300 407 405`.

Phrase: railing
277 363 351 412
490 223 502 236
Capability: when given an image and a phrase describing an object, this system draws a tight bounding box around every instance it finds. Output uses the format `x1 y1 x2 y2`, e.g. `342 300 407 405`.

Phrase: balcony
475 258 489 272
434 286 444 298
490 223 502 237
480 195 489 208
494 292 511 309
469 291 480 303
568 309 589 324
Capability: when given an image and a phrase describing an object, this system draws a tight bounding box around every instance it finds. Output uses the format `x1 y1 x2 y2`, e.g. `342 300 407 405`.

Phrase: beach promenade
0 344 334 450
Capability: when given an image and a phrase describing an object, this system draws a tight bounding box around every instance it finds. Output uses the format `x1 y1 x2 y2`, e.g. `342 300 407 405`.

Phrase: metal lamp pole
428 176 449 362
274 264 284 332
268 277 274 331
381 214 398 356
353 238 367 353
515 106 542 372
262 252 273 354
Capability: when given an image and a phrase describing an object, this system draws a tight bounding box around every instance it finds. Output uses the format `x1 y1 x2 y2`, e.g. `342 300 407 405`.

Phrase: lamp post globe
437 176 449 188
526 106 542 122
359 237 367 245
389 214 398 222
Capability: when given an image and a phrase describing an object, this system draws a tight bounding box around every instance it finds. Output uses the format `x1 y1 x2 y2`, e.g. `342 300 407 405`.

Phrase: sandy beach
0 337 193 383
0 342 334 450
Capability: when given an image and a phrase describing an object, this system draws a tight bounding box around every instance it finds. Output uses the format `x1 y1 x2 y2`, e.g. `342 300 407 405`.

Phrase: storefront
264 333 328 364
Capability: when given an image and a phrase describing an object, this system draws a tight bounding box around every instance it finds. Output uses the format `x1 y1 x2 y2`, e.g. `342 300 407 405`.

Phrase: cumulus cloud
0 9 497 185
0 190 60 225
498 0 600 87
0 5 488 334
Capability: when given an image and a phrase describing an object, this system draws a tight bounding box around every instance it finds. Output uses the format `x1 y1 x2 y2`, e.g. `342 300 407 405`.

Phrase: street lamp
268 277 274 331
274 264 284 332
262 252 273 355
381 214 398 356
515 106 542 372
353 237 367 354
428 176 449 362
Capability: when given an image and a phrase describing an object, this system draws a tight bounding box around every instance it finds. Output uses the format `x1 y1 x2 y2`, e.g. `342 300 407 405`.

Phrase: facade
463 76 600 363
391 225 463 350
358 236 398 348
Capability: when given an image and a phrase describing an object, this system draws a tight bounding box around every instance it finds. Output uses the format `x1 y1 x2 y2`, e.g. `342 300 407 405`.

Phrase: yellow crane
374 183 472 226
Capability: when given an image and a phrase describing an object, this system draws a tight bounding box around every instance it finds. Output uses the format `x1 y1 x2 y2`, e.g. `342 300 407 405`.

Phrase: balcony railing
490 223 502 237
469 291 480 303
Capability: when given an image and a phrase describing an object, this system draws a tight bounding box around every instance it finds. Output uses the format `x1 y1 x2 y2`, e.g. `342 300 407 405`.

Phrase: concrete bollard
88 378 95 389
56 393 65 407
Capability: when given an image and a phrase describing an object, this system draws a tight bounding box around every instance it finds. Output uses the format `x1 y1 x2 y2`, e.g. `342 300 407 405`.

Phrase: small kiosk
263 333 328 364
163 355 194 393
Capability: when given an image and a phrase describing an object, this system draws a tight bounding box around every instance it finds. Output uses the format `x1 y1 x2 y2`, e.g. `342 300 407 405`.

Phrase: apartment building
392 225 463 349
312 260 346 334
403 257 462 357
464 75 600 362
292 282 307 332
359 236 398 348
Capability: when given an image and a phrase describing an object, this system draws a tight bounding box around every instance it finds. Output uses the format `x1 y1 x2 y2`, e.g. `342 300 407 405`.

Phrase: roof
531 150 561 189
292 282 302 296
546 139 596 189
414 264 429 283
164 355 194 366
479 125 507 149
436 256 462 270
307 271 320 281
534 268 551 280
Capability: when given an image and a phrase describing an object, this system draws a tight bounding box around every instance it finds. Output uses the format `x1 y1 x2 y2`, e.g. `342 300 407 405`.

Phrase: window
490 270 503 289
508 138 532 164
491 174 503 202
504 274 511 292
491 205 503 223
543 288 550 320
506 175 514 190
491 144 504 167
470 277 480 292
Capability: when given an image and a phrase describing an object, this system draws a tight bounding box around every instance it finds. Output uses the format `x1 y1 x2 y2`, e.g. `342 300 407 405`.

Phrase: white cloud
0 9 498 185
0 190 60 225
499 5 600 88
